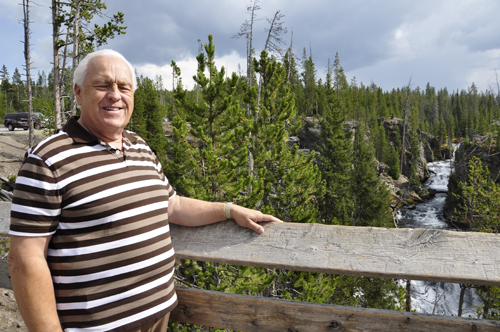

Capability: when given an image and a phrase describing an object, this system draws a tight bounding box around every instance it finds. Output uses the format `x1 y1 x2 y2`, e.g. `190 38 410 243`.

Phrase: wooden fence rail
1 209 500 331
169 222 500 332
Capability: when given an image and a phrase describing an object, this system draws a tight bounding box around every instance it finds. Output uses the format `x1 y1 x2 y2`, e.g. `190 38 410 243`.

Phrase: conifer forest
1 0 500 330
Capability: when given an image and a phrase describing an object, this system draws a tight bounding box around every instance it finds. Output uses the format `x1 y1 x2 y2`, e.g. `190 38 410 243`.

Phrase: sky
1 0 500 94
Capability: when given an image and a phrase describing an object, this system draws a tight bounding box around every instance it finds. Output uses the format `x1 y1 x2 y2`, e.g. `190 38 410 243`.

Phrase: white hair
73 49 137 92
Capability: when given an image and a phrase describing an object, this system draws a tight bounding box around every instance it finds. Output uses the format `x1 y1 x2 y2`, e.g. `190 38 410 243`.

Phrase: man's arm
168 195 282 234
8 235 63 332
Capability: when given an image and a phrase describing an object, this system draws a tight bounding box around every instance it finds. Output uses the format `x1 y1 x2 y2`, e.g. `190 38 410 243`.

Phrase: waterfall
396 143 483 318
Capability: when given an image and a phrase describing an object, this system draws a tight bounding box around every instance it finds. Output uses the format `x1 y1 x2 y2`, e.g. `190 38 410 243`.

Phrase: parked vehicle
3 112 45 131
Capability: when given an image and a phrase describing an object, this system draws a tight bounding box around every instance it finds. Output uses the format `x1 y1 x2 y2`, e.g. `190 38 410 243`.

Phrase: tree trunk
69 0 80 117
457 284 466 317
286 31 293 85
52 0 62 130
23 0 34 148
482 290 490 319
405 279 411 312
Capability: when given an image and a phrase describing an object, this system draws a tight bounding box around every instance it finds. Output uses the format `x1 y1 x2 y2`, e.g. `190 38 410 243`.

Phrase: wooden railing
1 215 500 331
168 222 500 332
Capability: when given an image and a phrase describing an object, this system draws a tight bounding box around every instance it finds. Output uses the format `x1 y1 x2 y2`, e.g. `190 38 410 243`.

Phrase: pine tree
300 48 318 116
11 68 25 112
374 122 390 164
453 156 500 232
132 76 167 165
283 48 304 116
249 49 324 223
126 74 146 138
318 72 353 225
387 143 401 180
0 65 9 117
351 124 393 227
167 34 250 203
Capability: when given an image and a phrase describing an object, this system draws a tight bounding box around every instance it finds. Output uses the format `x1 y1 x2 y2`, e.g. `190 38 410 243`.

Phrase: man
8 49 281 332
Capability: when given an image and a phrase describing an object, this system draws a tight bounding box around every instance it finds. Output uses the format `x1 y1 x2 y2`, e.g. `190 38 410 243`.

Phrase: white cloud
3 0 500 92
134 50 246 91
31 36 53 74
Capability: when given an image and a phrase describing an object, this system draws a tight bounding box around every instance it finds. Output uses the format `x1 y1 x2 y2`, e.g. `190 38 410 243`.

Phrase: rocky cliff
443 134 500 221
297 116 444 209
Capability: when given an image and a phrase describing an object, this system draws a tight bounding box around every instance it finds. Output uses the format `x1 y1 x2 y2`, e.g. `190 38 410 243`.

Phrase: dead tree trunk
69 0 81 117
52 0 63 130
405 279 411 312
400 79 412 175
457 284 467 317
232 0 260 188
23 0 34 148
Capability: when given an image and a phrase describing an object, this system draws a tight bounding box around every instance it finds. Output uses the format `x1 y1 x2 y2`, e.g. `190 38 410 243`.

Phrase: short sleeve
9 154 62 236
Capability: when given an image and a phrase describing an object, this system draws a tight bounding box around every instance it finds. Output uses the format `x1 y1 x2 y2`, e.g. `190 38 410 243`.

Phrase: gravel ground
0 130 45 178
0 131 44 332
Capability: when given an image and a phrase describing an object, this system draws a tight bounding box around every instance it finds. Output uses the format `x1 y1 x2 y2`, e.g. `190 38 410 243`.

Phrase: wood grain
171 221 500 286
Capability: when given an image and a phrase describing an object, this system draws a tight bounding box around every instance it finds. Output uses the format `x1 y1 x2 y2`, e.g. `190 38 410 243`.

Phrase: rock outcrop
295 116 447 209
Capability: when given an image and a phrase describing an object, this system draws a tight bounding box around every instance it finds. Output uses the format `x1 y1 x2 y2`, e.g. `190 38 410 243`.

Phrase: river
396 144 483 318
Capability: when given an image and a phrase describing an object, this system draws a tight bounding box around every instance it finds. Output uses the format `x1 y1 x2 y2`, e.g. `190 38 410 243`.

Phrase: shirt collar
62 116 138 145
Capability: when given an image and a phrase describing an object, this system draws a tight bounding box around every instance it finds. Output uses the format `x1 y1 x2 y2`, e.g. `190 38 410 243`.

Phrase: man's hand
230 204 282 234
168 196 282 233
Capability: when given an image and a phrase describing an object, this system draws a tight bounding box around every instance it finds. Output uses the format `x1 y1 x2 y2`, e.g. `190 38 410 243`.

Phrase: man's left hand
230 205 283 234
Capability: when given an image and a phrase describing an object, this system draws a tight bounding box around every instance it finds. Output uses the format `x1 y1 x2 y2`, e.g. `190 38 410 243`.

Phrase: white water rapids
396 144 484 318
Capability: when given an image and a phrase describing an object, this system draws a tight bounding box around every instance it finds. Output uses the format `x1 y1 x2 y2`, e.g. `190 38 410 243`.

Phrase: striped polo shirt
9 117 177 332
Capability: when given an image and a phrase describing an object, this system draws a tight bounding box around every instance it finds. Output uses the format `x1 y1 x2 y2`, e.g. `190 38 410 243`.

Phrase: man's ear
74 84 82 105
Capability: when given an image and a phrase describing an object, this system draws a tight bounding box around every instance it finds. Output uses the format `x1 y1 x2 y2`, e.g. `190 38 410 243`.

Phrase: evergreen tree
0 65 9 117
408 129 421 189
249 49 324 223
300 48 318 116
126 74 146 138
11 68 25 112
333 52 348 102
351 124 393 227
387 143 401 180
168 34 250 203
453 156 500 232
318 82 353 225
356 277 401 310
374 122 389 164
132 76 167 165
283 48 304 116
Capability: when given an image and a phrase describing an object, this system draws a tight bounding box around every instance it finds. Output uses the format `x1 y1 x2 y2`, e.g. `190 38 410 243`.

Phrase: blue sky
1 0 500 93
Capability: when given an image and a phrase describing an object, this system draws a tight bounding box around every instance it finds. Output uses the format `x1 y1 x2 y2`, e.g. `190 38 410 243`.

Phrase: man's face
75 55 134 140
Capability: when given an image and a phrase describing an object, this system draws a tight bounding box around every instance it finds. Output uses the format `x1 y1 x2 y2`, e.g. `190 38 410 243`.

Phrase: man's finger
255 214 283 223
245 220 265 234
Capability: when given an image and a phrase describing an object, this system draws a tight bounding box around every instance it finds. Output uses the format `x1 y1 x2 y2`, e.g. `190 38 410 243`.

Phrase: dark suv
3 112 45 131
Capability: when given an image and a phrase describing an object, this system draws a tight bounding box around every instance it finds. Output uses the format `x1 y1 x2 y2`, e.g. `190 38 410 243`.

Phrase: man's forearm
168 195 282 234
168 196 226 227
8 236 63 332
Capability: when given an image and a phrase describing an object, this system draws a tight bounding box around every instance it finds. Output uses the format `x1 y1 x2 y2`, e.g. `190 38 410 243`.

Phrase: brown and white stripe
10 118 177 332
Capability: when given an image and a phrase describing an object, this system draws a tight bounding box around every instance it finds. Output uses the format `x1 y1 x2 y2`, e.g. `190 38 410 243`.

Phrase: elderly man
8 49 281 332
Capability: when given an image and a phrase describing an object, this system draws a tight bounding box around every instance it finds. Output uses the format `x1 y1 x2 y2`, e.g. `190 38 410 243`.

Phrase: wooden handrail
1 208 500 331
168 221 500 331
170 221 500 286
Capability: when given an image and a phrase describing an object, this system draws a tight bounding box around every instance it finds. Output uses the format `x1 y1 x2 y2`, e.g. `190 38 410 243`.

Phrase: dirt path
0 130 45 178
0 287 27 332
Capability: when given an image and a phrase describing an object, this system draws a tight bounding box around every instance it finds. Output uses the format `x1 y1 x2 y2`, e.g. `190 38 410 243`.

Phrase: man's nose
107 84 121 101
